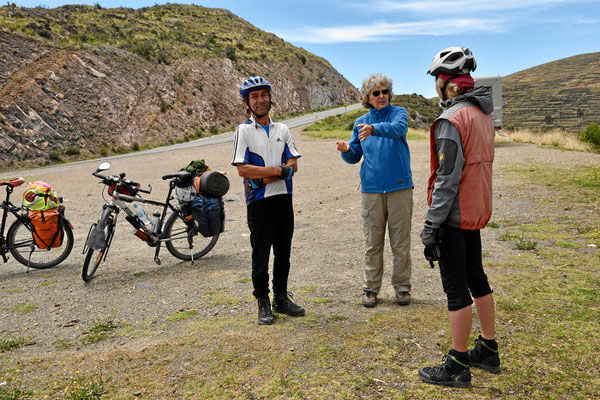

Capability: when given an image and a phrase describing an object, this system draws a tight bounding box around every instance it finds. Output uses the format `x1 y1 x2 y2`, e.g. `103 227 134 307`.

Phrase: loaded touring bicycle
82 162 228 281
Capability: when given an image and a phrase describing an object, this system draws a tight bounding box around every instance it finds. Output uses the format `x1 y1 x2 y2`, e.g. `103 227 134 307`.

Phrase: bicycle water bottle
133 204 151 227
150 211 160 234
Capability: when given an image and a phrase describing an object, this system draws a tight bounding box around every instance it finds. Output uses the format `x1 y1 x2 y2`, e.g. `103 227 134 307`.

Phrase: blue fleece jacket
341 104 413 193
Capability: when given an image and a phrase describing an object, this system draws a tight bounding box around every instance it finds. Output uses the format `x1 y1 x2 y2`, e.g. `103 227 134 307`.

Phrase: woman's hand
336 141 350 152
357 123 374 141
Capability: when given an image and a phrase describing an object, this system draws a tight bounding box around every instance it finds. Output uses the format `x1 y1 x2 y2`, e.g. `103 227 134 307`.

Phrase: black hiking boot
418 353 471 388
273 291 305 316
468 335 501 373
257 296 274 325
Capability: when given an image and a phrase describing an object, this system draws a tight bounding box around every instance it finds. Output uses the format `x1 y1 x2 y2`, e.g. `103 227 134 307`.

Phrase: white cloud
376 0 579 13
277 18 505 44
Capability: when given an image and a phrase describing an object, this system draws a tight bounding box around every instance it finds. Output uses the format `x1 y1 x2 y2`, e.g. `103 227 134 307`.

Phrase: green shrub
65 146 80 156
209 126 218 134
49 151 61 161
579 123 600 149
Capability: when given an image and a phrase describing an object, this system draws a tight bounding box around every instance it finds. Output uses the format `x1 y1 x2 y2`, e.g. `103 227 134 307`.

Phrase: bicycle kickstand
153 242 161 265
26 246 34 273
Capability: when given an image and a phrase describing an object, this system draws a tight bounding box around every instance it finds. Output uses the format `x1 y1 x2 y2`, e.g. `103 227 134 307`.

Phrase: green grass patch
235 278 250 284
89 320 119 333
12 303 37 314
4 288 21 294
202 291 242 307
165 310 198 322
65 378 106 400
0 336 27 352
298 285 317 294
0 386 35 399
556 240 581 249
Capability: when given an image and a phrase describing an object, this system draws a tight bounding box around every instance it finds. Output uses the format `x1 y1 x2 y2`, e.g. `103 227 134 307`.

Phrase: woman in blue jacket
336 73 414 307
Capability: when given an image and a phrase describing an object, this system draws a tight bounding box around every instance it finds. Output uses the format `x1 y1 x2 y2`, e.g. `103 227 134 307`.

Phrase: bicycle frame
86 177 190 265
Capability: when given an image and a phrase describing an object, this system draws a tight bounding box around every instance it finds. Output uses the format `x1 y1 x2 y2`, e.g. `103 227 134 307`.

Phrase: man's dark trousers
247 194 294 298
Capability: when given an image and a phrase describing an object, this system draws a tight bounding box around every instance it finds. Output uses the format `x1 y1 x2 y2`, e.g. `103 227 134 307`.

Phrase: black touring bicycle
82 162 228 281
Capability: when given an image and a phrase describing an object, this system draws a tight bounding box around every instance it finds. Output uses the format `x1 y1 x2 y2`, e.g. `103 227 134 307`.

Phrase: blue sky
11 0 600 97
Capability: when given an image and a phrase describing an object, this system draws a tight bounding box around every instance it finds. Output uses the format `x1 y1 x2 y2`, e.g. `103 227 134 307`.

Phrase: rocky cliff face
0 4 359 171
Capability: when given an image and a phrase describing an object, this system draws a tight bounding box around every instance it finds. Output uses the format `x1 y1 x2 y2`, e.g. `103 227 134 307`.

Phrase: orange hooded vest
428 101 495 230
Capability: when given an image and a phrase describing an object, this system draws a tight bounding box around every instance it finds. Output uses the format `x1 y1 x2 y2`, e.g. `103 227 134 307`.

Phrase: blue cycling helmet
240 76 271 97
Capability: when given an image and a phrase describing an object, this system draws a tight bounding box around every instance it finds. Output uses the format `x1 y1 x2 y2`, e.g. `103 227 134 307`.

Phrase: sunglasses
371 89 389 97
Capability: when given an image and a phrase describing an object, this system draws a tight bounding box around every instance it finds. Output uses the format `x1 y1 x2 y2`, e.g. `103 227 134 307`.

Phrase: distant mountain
0 4 359 170
503 52 600 131
392 94 442 130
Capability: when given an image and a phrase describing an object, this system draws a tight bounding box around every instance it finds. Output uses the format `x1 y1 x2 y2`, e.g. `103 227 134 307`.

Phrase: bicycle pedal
154 256 161 265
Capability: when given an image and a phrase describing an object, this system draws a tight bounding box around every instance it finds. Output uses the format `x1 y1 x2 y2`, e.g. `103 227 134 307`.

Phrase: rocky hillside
503 52 600 131
0 4 359 171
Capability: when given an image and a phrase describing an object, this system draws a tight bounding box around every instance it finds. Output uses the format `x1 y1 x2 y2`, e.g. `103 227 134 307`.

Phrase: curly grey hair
361 73 393 109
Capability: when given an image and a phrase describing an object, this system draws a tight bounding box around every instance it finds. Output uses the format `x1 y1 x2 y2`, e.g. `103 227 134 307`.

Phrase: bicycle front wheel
164 212 219 261
7 218 74 269
82 210 116 281
82 246 107 282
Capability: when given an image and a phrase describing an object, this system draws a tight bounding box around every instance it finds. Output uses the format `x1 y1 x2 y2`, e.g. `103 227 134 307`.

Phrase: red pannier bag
29 207 65 249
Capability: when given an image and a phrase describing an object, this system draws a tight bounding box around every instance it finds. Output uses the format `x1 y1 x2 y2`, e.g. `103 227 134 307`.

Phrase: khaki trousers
362 188 413 294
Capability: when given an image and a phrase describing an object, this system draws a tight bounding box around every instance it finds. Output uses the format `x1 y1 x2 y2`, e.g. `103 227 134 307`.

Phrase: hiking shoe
468 336 501 373
418 354 471 388
273 291 305 316
257 296 274 325
396 291 411 306
362 291 377 308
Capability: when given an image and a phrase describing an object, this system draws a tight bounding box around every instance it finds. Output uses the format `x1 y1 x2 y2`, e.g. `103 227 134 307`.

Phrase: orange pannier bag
29 208 64 249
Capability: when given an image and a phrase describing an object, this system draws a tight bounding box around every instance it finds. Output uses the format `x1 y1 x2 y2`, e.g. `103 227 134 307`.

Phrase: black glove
279 165 294 180
249 179 264 189
420 221 440 268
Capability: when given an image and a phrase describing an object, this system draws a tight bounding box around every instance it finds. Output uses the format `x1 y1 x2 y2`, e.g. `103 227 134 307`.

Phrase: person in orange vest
418 47 500 388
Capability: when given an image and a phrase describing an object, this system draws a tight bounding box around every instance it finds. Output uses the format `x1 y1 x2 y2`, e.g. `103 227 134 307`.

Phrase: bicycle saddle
0 177 25 187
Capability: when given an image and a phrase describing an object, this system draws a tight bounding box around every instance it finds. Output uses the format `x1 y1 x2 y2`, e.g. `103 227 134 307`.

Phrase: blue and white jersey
231 116 301 205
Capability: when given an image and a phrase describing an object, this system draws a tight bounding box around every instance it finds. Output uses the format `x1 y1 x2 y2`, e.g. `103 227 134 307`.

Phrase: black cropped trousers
438 225 493 311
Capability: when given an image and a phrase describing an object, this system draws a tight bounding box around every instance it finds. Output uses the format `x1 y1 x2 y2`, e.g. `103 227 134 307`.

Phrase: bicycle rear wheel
164 212 219 261
7 218 74 269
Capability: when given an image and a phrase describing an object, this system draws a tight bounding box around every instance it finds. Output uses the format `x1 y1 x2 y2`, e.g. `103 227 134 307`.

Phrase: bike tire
164 212 219 261
82 247 106 282
7 218 74 269
81 211 116 281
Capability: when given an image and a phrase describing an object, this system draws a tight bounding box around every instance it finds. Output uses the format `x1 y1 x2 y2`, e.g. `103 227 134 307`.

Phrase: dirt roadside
1 125 598 359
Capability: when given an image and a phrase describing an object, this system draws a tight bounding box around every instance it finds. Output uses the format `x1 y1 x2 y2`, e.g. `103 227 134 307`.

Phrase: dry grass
497 129 595 152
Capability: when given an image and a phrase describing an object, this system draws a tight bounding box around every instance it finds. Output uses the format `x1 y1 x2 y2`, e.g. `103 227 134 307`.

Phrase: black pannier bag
191 195 225 237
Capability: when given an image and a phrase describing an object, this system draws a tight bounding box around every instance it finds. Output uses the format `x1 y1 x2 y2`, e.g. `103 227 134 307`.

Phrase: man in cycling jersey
231 76 305 325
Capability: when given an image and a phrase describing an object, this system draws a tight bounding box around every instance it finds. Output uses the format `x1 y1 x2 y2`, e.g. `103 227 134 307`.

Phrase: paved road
6 103 362 175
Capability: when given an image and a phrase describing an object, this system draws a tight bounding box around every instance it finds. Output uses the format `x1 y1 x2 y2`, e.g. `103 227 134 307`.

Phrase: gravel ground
1 126 599 357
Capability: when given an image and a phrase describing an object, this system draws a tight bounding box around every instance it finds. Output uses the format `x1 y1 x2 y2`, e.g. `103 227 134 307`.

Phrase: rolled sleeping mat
192 171 230 197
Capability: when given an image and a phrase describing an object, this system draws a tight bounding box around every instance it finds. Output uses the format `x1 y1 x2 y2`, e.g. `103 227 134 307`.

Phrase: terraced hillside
0 4 359 170
503 52 600 131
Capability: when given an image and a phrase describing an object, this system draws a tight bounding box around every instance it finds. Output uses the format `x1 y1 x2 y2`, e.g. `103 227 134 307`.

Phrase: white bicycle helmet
427 47 477 76
240 76 271 97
